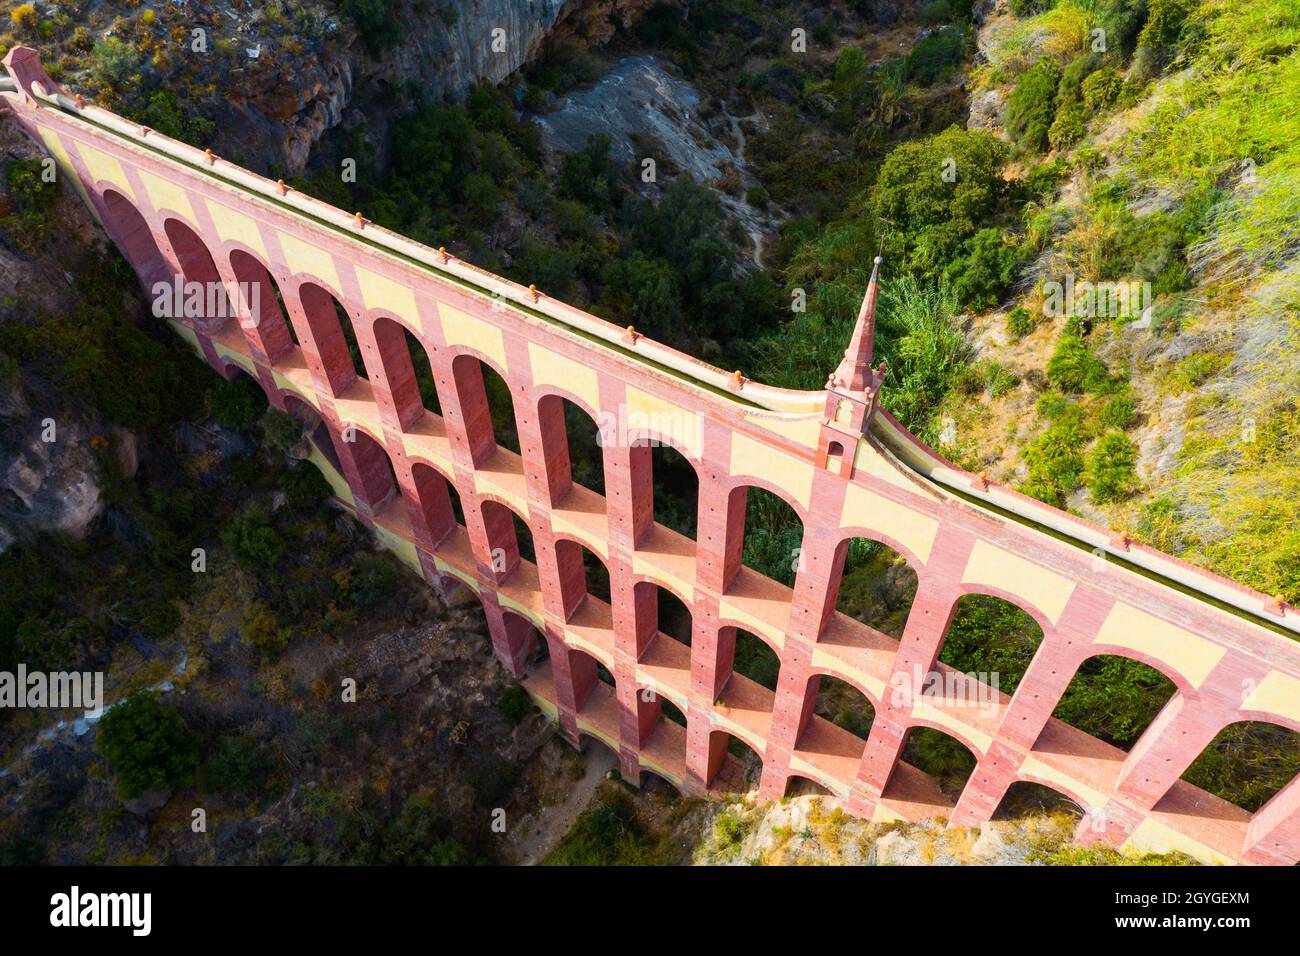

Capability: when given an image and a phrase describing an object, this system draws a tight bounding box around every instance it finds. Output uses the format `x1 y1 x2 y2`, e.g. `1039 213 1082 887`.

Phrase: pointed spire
834 255 882 394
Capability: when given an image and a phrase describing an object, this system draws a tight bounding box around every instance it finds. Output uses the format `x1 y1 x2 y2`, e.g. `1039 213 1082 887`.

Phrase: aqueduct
3 47 1298 864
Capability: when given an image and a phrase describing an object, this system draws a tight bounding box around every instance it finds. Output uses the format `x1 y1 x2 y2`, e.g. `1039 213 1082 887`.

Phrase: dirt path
509 744 619 866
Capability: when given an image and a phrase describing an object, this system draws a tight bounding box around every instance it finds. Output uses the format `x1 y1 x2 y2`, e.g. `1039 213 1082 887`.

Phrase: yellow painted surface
576 719 617 751
809 646 887 700
961 540 1075 624
1093 603 1226 689
279 230 343 293
377 526 421 574
498 591 543 626
624 386 702 458
528 342 601 413
564 631 613 670
910 697 992 755
212 340 253 373
744 410 822 452
729 432 813 510
1124 817 1235 866
208 202 267 259
840 483 939 565
1019 756 1108 810
871 803 906 824
167 319 199 350
788 755 849 798
438 301 508 371
70 138 132 197
307 444 354 507
140 171 197 223
355 265 418 322
1242 669 1300 726
433 556 477 590
719 597 784 650
632 552 693 603
852 439 915 492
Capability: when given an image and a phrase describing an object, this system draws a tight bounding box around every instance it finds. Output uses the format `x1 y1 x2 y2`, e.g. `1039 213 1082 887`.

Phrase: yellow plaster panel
719 598 784 650
528 343 601 413
744 411 822 452
1093 603 1226 690
1019 756 1108 810
632 552 693 603
208 202 267 259
729 432 813 510
852 439 915 492
624 387 701 458
307 445 354 507
167 319 200 351
962 540 1075 625
1124 817 1234 866
809 646 887 701
140 171 196 224
788 756 848 798
70 138 131 197
910 697 992 755
438 301 508 371
279 231 343 293
355 265 418 322
212 341 253 373
840 483 939 565
1242 670 1300 726
377 526 420 574
871 803 906 824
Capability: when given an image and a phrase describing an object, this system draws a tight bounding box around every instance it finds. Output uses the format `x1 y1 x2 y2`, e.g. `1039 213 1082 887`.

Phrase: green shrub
1085 431 1139 502
1007 305 1034 338
222 506 286 570
1101 393 1137 429
343 0 401 56
210 375 266 430
1009 0 1050 15
91 38 136 89
239 601 290 658
202 736 269 794
1139 0 1191 48
282 461 332 509
905 25 965 85
1046 334 1111 394
2 158 58 252
944 227 1024 310
1005 57 1062 153
1082 67 1123 111
96 690 201 798
498 686 533 725
1048 102 1088 151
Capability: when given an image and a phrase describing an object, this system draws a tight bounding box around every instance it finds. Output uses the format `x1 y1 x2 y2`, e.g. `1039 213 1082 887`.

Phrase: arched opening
657 585 692 647
707 730 761 791
501 610 543 669
228 249 296 361
784 775 833 798
992 781 1085 821
163 218 231 333
297 282 364 395
731 485 804 587
341 426 400 515
812 674 876 742
1050 654 1178 751
657 695 686 728
282 394 341 473
638 770 683 800
568 646 603 712
553 540 610 619
101 189 166 285
410 461 463 546
725 626 781 691
450 354 518 464
370 315 440 429
901 726 977 799
831 537 919 638
641 441 698 541
536 394 604 505
1179 721 1300 813
826 440 845 471
479 500 533 580
938 593 1044 695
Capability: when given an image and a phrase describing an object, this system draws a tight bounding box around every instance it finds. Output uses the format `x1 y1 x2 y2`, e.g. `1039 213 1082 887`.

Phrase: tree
870 126 1009 278
96 691 200 798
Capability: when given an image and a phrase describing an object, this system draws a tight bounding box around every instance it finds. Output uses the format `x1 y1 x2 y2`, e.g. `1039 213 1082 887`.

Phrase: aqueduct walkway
4 47 1298 864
